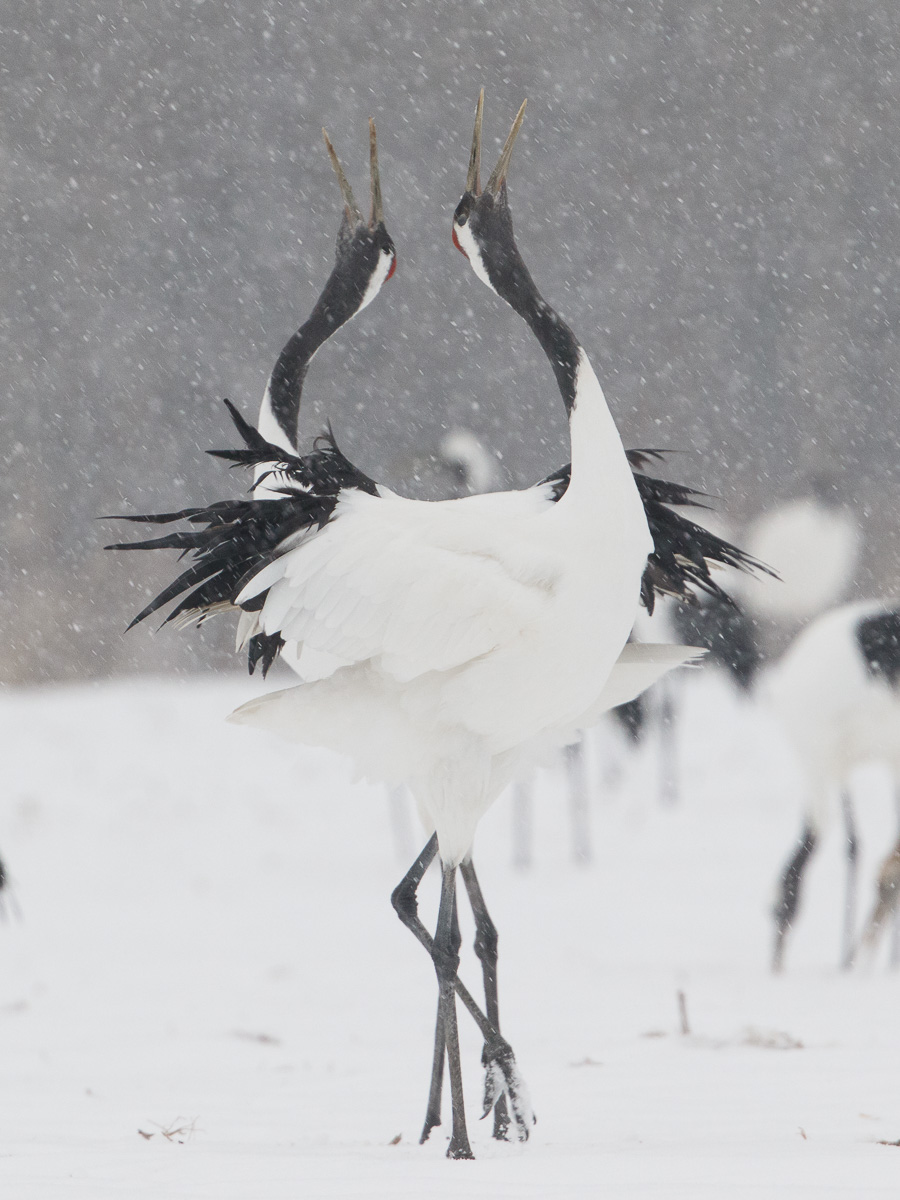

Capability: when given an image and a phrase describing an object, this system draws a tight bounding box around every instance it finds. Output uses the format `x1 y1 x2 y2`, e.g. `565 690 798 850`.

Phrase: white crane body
232 350 658 866
743 498 860 623
767 601 900 826
767 599 900 969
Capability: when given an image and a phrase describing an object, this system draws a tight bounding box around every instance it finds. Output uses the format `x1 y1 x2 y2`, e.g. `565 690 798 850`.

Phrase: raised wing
108 401 556 680
236 488 552 683
106 400 378 675
109 402 769 682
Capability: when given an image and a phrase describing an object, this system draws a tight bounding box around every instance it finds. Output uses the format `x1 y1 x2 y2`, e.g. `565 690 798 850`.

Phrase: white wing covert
236 490 552 683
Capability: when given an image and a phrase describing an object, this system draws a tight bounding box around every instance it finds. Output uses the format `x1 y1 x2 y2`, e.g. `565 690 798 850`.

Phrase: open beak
323 122 386 230
322 128 364 226
466 92 527 197
465 89 484 194
485 98 527 195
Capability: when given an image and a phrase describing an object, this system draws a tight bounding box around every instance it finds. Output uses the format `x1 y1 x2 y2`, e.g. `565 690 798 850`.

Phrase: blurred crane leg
658 678 679 807
511 779 534 870
840 791 859 971
565 738 591 865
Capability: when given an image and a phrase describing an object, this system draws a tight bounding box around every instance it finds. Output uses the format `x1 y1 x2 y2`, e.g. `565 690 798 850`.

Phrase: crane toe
482 1035 535 1141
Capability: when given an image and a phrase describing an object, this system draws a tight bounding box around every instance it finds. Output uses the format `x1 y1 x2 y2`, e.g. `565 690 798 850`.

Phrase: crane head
322 120 397 314
452 91 527 296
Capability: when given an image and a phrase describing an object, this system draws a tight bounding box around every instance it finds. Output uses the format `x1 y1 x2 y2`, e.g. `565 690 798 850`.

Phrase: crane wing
236 488 553 683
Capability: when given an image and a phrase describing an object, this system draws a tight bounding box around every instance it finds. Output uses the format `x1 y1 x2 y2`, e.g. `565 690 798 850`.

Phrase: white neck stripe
358 250 395 313
455 223 496 293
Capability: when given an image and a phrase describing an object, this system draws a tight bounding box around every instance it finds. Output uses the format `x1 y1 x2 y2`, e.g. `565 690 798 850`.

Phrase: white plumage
741 496 860 624
767 602 900 817
438 428 502 495
229 348 695 866
766 599 900 969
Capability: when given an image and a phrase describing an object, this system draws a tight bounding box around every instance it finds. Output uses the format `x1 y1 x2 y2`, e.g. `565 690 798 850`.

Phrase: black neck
503 267 581 416
472 193 582 415
266 224 388 449
266 275 357 449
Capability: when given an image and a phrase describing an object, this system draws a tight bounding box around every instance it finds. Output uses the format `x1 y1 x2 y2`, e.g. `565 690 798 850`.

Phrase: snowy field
2 669 900 1198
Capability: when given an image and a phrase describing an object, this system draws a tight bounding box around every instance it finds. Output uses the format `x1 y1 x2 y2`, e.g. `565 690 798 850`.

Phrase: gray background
3 0 898 683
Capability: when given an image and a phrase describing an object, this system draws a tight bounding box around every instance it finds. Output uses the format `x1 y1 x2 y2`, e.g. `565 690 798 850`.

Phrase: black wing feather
538 461 772 614
109 400 772 676
108 401 378 673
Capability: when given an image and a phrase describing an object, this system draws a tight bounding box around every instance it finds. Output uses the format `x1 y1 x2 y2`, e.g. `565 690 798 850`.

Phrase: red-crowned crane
768 600 900 971
740 479 860 632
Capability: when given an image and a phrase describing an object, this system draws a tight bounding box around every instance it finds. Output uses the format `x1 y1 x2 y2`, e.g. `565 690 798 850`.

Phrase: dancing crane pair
110 95 763 1158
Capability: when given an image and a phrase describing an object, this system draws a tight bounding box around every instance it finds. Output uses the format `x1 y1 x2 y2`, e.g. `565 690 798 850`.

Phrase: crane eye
456 214 468 227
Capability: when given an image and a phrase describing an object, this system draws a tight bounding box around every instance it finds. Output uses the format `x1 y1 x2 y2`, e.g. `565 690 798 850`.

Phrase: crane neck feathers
460 199 643 515
261 233 394 452
458 218 582 417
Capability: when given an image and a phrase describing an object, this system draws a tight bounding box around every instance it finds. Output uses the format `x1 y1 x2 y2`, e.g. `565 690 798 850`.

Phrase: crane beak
466 89 484 195
484 98 527 196
322 128 364 226
369 118 384 228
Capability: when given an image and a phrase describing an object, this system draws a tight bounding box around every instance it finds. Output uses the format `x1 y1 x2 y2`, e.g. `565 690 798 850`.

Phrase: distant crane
438 428 502 497
740 479 860 634
110 97 763 1157
768 600 900 971
617 480 859 807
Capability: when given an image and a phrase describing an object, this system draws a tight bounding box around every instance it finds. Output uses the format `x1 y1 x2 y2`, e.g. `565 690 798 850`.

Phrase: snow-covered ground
2 669 900 1198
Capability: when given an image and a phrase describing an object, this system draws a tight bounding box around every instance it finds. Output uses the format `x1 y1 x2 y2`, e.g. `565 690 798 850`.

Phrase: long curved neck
503 273 581 416
258 282 354 455
485 240 633 499
257 232 390 454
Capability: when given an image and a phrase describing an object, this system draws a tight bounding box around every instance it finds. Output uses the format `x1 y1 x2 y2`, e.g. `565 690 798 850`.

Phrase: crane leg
840 791 859 971
772 824 818 972
891 791 900 968
565 739 592 864
391 837 533 1146
890 863 900 969
890 788 900 968
460 857 513 1141
658 679 679 807
430 864 473 1158
855 836 900 967
511 780 534 870
420 1000 446 1141
419 892 462 1145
